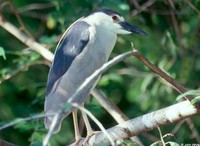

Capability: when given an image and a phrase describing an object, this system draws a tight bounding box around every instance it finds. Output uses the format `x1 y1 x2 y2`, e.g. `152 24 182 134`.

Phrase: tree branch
131 49 188 95
91 89 144 145
0 113 54 131
0 14 54 62
131 0 157 16
72 100 200 145
0 139 17 146
91 89 129 123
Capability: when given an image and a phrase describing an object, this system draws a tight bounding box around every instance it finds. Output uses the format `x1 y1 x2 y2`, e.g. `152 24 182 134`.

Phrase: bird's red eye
112 15 119 21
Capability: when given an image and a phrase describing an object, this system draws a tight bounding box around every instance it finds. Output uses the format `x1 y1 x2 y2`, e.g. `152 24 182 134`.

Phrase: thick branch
0 14 54 62
74 100 200 145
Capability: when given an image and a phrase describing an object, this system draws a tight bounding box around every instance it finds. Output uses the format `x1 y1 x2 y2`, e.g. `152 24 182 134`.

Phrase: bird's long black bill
120 21 148 36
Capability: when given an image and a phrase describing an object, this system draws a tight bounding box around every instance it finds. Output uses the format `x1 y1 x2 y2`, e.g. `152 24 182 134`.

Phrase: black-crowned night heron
44 8 147 142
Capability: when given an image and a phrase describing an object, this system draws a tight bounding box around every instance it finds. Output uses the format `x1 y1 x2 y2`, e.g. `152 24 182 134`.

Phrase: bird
44 8 148 142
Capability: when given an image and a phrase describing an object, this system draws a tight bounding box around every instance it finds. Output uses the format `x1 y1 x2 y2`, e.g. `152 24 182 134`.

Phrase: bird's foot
82 131 100 146
73 136 83 146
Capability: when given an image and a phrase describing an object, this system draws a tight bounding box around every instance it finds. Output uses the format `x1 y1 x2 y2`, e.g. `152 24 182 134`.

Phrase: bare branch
18 2 55 13
7 0 34 39
0 15 54 62
157 127 165 146
0 113 54 131
185 118 200 143
43 111 62 146
85 100 200 145
167 0 182 47
0 60 49 84
91 89 129 123
131 0 157 16
129 0 140 9
184 0 200 15
131 49 189 95
0 139 16 146
91 89 144 145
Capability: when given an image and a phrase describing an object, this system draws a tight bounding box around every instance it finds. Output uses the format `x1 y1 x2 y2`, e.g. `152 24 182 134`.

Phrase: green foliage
176 90 200 100
122 139 140 146
0 47 6 60
30 142 43 146
0 0 200 146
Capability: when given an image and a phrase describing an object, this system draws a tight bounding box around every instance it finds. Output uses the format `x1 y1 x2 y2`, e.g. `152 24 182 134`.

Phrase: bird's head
83 8 148 36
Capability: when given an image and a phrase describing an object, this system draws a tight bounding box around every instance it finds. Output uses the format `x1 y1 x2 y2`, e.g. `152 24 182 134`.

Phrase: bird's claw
73 137 83 146
82 131 100 146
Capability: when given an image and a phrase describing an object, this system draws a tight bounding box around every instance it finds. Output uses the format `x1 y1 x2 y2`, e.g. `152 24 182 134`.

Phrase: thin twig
0 139 16 146
91 89 129 123
6 0 34 39
146 9 181 15
131 48 188 95
185 118 200 143
167 0 182 47
131 0 157 16
0 61 49 84
130 0 140 9
142 133 160 142
184 0 200 15
19 11 48 20
0 113 54 131
91 89 144 145
157 126 165 146
18 2 55 13
43 111 62 146
171 120 185 134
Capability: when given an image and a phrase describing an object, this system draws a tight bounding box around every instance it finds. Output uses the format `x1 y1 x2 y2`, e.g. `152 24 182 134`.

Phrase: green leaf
166 141 180 146
191 96 200 104
14 121 35 132
30 131 44 142
123 139 140 146
85 103 104 116
30 142 43 146
0 47 6 60
176 90 200 101
150 141 160 146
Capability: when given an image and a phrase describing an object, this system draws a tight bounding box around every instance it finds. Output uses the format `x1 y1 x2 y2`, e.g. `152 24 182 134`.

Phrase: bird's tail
44 108 72 133
44 115 62 134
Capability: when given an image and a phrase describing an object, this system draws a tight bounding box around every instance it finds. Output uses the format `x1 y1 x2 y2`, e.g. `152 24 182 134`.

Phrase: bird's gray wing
46 21 90 96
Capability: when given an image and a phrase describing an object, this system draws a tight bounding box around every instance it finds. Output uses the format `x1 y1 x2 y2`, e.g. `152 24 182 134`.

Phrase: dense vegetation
0 0 200 145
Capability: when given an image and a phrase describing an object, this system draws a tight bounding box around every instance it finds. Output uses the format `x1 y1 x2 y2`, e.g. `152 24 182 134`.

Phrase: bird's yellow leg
72 109 81 143
81 104 94 145
81 110 93 135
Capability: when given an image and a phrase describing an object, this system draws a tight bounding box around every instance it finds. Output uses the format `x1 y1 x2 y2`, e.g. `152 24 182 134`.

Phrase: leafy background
0 0 200 145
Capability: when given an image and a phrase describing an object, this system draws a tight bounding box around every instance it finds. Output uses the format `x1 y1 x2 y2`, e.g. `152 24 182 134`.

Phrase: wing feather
46 21 90 96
